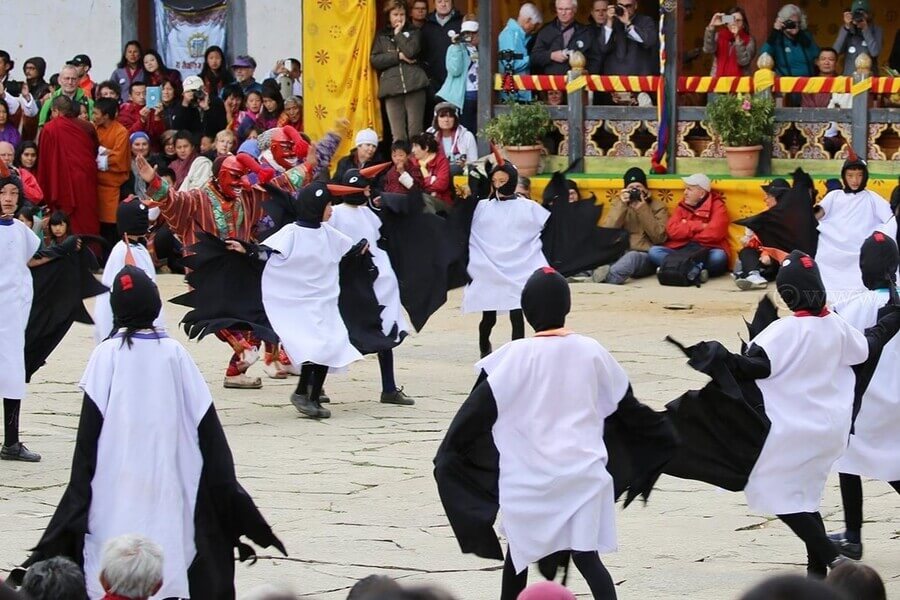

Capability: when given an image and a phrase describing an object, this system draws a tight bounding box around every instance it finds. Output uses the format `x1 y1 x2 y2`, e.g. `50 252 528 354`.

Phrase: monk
92 98 131 251
37 95 100 236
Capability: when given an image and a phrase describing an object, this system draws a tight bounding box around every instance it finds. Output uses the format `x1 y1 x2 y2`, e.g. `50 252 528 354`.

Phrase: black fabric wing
445 166 486 290
663 337 771 491
734 182 818 257
25 246 106 381
541 197 629 277
433 373 503 561
339 249 405 355
851 300 900 427
740 295 779 353
170 232 279 343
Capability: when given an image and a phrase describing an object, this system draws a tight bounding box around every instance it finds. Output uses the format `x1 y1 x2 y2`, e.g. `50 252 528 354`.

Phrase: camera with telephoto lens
627 188 644 203
614 4 625 17
782 19 797 29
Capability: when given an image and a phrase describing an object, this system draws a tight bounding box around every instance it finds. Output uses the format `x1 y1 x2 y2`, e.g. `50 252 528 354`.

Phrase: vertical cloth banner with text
155 1 228 77
303 0 381 170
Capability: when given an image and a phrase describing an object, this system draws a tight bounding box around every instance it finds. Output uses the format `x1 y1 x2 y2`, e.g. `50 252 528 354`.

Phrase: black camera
782 19 797 29
195 89 206 101
614 4 625 17
498 50 524 62
852 9 866 23
627 188 644 203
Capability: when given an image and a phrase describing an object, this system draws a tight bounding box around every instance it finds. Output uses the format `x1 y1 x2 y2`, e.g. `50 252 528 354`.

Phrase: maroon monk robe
37 116 100 235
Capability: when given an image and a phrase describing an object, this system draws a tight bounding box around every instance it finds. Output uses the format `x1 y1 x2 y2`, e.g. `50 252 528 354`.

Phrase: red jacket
412 152 452 204
382 160 425 194
664 190 730 257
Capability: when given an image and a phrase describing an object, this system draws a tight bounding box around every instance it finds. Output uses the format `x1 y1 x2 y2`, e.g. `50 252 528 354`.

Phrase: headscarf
490 161 518 198
110 264 163 346
859 231 899 291
775 250 827 314
521 267 571 332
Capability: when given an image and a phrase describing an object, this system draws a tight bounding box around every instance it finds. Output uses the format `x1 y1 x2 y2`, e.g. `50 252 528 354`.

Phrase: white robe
80 332 210 600
744 314 868 514
834 289 900 481
478 334 626 573
462 197 549 313
816 189 894 300
93 241 164 344
262 223 363 368
0 220 40 399
329 203 410 338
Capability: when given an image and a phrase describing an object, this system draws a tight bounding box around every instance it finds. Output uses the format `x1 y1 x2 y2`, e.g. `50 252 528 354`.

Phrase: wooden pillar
665 4 678 173
739 0 779 54
476 0 499 157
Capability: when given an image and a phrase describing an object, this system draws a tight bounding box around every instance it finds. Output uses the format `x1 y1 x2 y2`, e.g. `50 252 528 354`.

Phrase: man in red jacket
648 173 730 277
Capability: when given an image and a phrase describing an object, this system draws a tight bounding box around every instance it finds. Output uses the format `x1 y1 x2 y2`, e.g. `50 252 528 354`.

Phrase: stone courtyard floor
2 275 898 599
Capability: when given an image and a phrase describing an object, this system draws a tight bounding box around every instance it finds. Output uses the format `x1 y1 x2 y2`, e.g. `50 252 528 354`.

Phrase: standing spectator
371 0 430 142
802 48 851 153
268 58 303 101
37 95 100 235
704 8 756 77
421 0 463 115
96 80 122 101
20 557 87 600
98 535 163 600
170 130 213 191
22 57 50 102
532 0 600 76
648 173 730 278
410 132 451 211
0 141 42 203
277 96 303 130
498 3 543 102
119 80 165 150
760 4 819 78
596 0 659 84
142 50 181 88
834 0 882 75
229 55 263 96
38 65 92 128
437 16 480 133
0 50 22 96
199 46 234 97
93 98 131 249
594 167 668 284
409 0 428 28
0 100 20 147
109 41 144 101
426 101 478 175
66 54 95 98
333 128 382 182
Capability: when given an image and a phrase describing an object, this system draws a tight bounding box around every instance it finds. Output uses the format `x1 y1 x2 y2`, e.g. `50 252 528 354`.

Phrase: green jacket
38 88 93 127
370 25 430 99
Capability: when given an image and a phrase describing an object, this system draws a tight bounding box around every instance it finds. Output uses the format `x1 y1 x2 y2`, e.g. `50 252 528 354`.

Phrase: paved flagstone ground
2 275 898 599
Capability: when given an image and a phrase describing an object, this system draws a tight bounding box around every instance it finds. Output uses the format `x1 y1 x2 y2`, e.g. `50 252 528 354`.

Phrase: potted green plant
706 94 775 176
481 101 553 176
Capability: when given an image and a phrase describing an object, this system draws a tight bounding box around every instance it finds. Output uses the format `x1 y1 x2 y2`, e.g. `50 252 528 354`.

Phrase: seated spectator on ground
532 0 600 76
740 574 846 600
703 8 756 77
98 534 163 600
826 560 886 600
410 132 452 211
594 167 667 284
498 3 543 102
109 40 144 101
383 139 424 193
426 101 478 176
516 175 532 198
436 14 480 134
648 173 730 278
347 574 402 599
732 178 790 290
834 0 882 75
760 4 819 105
20 557 88 600
333 128 382 182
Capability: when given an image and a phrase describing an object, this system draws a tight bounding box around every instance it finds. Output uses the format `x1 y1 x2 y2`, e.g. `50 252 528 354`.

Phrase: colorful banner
155 1 227 77
303 0 381 169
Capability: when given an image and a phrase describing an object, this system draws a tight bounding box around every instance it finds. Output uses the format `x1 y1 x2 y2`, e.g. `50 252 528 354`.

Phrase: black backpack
657 246 710 287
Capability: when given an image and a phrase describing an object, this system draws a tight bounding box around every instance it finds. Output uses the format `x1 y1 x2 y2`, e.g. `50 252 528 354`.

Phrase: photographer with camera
498 3 542 102
760 5 819 78
593 0 658 105
532 0 600 76
593 167 668 285
436 15 480 134
834 0 882 75
703 8 755 78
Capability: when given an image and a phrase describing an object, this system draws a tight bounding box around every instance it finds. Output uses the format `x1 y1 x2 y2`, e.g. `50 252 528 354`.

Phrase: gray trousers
384 89 426 141
605 250 656 285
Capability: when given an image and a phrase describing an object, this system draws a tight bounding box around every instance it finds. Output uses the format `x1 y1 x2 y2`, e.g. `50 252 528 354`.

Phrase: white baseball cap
461 20 479 33
681 173 711 192
183 75 203 92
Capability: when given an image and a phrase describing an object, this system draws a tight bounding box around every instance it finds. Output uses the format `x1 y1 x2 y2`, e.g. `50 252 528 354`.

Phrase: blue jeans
648 243 729 277
605 250 656 285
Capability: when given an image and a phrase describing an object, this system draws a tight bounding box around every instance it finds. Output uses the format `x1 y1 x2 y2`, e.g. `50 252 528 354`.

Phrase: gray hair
519 3 543 24
556 0 577 9
100 534 164 599
257 128 277 152
778 4 808 30
60 64 79 77
21 557 88 600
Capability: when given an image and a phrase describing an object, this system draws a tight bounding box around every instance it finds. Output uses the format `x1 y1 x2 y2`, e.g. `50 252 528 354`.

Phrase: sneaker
827 531 863 560
290 392 330 418
737 271 768 290
224 373 263 389
0 442 42 462
380 388 415 405
591 264 611 283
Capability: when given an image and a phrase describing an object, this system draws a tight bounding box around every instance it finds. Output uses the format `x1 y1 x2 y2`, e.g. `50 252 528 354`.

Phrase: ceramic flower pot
503 144 544 176
724 145 763 177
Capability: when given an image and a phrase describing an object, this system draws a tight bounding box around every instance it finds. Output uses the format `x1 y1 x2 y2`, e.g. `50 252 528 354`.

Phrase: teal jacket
498 18 533 102
436 43 473 110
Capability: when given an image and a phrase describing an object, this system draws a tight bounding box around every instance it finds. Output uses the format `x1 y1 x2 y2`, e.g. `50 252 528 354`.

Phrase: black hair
0 97 9 118
161 77 183 105
117 40 143 69
826 561 886 600
17 204 35 224
14 140 39 170
0 50 13 69
156 166 176 181
20 557 88 600
49 73 59 88
173 129 197 150
818 46 839 58
142 49 170 74
739 574 845 600
260 87 285 120
725 7 751 37
48 209 71 229
199 45 235 90
96 79 122 98
94 97 119 119
391 139 412 154
347 575 402 599
410 133 437 154
222 84 245 103
130 79 147 90
51 95 78 117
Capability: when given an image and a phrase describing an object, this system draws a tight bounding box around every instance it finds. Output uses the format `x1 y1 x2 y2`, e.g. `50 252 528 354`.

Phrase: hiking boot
381 388 415 405
1 443 42 462
827 531 863 560
591 264 611 283
291 392 330 418
224 373 263 389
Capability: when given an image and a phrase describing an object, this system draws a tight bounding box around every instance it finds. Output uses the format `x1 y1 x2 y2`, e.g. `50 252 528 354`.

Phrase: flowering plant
706 94 775 147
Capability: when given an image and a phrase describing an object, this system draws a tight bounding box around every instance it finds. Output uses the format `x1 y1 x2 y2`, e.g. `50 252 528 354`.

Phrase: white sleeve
3 91 20 116
21 94 38 117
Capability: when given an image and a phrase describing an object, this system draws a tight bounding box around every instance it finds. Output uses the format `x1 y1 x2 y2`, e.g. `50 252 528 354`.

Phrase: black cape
339 244 406 355
25 242 107 381
734 169 819 256
433 373 677 564
541 196 629 276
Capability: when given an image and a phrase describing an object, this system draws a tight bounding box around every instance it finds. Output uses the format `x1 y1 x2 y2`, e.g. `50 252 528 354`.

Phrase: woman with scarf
426 102 479 176
109 41 144 101
704 8 756 77
169 130 212 192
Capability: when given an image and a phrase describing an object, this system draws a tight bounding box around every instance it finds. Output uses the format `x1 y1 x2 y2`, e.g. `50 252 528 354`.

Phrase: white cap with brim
461 20 479 33
681 173 711 192
183 75 203 92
